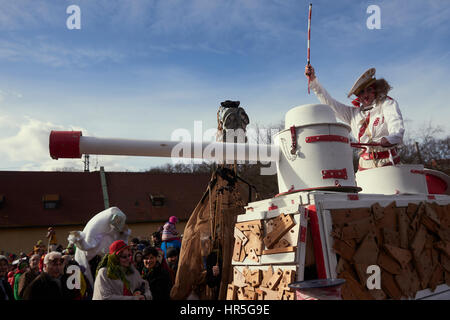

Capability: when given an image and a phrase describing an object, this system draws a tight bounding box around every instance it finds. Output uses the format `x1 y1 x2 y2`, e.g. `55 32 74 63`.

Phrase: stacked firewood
331 201 450 299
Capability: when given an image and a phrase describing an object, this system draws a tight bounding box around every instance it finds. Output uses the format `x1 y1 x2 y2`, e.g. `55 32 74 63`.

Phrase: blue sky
0 0 449 171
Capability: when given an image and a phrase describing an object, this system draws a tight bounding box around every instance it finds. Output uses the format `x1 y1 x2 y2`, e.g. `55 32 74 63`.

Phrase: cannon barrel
49 131 279 163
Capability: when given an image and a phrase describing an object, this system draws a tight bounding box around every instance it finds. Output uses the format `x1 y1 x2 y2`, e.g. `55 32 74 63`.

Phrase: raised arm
305 65 354 125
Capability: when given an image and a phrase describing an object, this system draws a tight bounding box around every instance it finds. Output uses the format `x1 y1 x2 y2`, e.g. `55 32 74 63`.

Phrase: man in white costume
68 207 131 287
305 65 405 171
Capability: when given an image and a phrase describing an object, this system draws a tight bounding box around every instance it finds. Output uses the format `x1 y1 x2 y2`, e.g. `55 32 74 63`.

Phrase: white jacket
309 78 405 145
92 265 152 300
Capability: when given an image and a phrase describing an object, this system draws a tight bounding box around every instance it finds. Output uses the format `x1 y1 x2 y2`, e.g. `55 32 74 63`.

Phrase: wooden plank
371 202 384 221
353 232 379 265
384 244 412 269
262 246 296 255
341 216 375 241
226 284 238 300
339 270 374 300
425 203 441 226
437 227 450 242
232 238 243 262
378 251 402 275
233 268 246 287
382 227 400 247
239 241 246 262
267 268 283 290
260 266 273 288
244 287 257 300
333 239 356 261
249 223 262 238
382 271 403 299
434 241 450 257
234 227 248 246
406 203 419 220
255 288 266 300
244 231 263 255
248 248 260 263
354 263 370 286
330 207 372 226
280 269 296 289
395 267 421 298
336 258 352 275
376 201 398 231
410 225 427 257
414 248 434 289
249 269 262 287
428 264 444 292
421 214 439 234
236 220 262 232
273 238 290 249
284 291 295 300
263 214 295 249
257 287 279 300
398 208 410 249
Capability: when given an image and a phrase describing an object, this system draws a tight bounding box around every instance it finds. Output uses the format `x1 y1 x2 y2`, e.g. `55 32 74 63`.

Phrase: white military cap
347 68 376 98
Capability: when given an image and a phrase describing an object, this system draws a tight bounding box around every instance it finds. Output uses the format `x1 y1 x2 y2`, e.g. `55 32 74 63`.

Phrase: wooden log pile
331 201 450 299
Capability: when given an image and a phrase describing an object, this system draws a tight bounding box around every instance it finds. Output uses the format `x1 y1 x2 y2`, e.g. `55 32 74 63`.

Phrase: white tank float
49 103 449 196
274 104 356 194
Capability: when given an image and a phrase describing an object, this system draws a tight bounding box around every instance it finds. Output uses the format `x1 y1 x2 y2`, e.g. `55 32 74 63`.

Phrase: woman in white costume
305 65 405 171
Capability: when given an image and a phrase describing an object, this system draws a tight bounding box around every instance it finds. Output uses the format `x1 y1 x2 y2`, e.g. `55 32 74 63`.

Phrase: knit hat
169 216 178 224
109 240 129 255
166 247 179 258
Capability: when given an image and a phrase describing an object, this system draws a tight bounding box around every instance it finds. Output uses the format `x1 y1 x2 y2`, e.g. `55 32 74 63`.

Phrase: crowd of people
0 216 181 300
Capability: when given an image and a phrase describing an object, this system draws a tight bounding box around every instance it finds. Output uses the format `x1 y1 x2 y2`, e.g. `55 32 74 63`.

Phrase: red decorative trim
300 226 307 243
49 131 82 159
427 195 436 200
306 205 327 279
322 168 348 180
268 204 278 211
305 135 349 144
347 194 359 200
290 126 297 155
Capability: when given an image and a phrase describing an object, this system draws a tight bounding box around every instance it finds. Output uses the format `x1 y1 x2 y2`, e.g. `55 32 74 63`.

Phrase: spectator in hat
162 216 180 242
305 65 404 171
0 255 14 300
166 247 179 278
133 250 145 274
13 258 29 300
23 251 71 300
161 216 182 259
46 227 58 252
141 246 172 300
18 254 41 299
93 240 152 300
151 231 162 248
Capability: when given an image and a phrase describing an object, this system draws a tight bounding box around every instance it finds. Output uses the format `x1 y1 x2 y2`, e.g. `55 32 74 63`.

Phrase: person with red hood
93 240 152 300
305 65 405 171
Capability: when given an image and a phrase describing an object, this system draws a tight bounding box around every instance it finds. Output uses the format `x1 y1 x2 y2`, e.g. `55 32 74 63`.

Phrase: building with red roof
0 169 210 255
